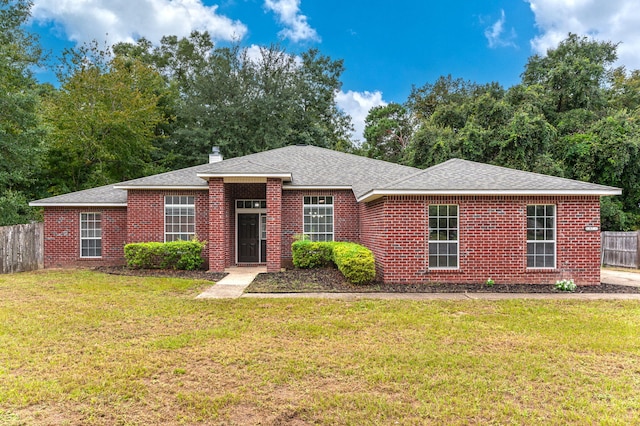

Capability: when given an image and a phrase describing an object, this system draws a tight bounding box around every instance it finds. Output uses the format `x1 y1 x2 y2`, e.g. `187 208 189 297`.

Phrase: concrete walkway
601 268 640 287
197 267 640 300
196 266 266 299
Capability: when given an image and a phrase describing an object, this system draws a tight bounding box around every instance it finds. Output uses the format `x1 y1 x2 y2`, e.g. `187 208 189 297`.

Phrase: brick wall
43 207 127 267
127 189 210 266
281 189 360 265
266 179 282 272
361 195 602 285
359 199 387 279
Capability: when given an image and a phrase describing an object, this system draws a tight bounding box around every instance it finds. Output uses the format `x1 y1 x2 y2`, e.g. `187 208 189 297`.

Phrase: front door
238 213 260 263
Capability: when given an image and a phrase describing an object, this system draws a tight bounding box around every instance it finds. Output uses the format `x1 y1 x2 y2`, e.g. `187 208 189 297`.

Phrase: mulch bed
95 265 640 294
94 265 227 282
247 267 640 294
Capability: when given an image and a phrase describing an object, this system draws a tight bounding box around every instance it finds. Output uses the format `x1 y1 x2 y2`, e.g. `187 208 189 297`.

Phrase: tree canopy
363 33 640 230
2 10 639 232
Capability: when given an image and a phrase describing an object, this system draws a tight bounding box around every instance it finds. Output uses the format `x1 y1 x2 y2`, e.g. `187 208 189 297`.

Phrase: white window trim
526 204 557 269
303 196 334 242
428 204 459 270
80 212 102 258
164 195 196 243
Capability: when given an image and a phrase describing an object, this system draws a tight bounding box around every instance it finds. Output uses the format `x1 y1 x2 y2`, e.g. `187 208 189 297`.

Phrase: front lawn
1 269 640 425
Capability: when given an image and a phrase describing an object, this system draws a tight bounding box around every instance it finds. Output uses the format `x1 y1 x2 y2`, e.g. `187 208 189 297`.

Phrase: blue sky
28 0 640 141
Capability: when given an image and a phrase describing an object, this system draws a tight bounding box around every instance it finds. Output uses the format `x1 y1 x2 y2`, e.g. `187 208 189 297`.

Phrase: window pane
80 213 102 258
165 196 195 242
428 205 459 269
303 196 334 242
526 205 555 268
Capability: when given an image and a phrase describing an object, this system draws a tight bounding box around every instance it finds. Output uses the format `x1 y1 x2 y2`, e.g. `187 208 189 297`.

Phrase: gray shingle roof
357 158 621 201
30 146 621 206
29 183 127 206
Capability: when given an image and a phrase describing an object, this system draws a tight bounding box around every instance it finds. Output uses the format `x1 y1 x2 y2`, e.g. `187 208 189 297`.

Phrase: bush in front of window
330 242 376 285
292 239 375 285
291 238 334 268
124 239 206 270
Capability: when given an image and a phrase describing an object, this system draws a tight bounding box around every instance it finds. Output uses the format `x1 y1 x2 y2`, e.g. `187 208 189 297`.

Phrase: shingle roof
30 146 621 206
29 183 127 206
357 158 621 201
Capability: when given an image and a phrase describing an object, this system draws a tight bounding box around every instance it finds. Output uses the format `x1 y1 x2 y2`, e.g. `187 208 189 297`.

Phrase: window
428 205 458 269
165 196 195 242
80 213 102 258
527 205 555 268
303 196 334 242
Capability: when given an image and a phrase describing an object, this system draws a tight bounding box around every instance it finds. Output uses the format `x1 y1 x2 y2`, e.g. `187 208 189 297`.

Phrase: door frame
235 200 267 264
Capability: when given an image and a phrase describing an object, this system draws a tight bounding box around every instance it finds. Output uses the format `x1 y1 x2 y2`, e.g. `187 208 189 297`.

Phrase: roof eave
282 185 352 190
196 173 292 182
112 185 208 190
29 202 128 207
357 189 623 203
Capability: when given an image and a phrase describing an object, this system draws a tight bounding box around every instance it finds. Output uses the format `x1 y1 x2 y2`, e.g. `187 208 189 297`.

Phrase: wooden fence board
601 231 639 268
0 223 44 273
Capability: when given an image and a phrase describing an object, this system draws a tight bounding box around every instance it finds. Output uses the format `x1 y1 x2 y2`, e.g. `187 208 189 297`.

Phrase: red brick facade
43 207 127 268
361 195 602 285
41 184 603 285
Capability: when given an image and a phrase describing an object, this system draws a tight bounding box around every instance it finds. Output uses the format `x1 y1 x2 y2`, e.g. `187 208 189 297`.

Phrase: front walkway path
196 266 266 299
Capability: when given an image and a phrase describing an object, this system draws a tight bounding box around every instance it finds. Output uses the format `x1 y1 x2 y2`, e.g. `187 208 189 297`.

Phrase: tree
0 0 45 224
522 33 618 119
362 103 412 163
114 35 354 168
43 45 169 193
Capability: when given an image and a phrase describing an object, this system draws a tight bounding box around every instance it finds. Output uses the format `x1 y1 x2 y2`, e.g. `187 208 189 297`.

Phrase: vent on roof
209 146 223 163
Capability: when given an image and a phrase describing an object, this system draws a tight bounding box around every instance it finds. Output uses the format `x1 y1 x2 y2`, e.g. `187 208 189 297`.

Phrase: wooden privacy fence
0 223 44 274
601 231 640 268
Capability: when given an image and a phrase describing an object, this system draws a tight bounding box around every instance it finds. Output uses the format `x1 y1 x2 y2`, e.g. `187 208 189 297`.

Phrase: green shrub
331 242 376 285
292 239 376 285
554 278 576 292
124 239 206 270
292 239 333 268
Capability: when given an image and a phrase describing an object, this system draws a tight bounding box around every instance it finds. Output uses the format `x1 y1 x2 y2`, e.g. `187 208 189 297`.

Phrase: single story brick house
30 145 621 285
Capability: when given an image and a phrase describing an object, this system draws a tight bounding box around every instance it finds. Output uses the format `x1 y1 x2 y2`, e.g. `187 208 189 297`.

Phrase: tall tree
115 35 353 167
0 0 45 224
43 45 169 193
522 33 618 120
362 103 412 163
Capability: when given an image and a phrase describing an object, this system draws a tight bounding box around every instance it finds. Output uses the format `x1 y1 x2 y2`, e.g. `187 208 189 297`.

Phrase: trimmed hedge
292 239 375 285
124 239 206 270
331 242 376 285
291 240 334 268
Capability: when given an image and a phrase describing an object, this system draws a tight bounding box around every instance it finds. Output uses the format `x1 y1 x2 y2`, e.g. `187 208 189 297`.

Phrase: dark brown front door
238 214 259 262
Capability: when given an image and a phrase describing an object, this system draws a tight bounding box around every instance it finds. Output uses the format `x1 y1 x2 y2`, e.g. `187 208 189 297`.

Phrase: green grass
1 270 640 425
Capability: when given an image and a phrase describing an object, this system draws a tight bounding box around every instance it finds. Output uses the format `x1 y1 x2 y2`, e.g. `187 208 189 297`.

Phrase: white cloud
526 0 640 69
335 90 387 142
264 0 319 42
484 9 517 48
31 0 247 46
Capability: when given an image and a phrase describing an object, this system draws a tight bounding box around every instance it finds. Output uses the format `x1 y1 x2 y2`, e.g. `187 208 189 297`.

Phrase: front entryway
236 199 267 264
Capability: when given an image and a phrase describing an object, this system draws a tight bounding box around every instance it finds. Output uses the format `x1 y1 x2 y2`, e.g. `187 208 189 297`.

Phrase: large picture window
303 196 334 242
527 205 556 268
80 212 102 258
165 196 195 242
428 205 458 269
